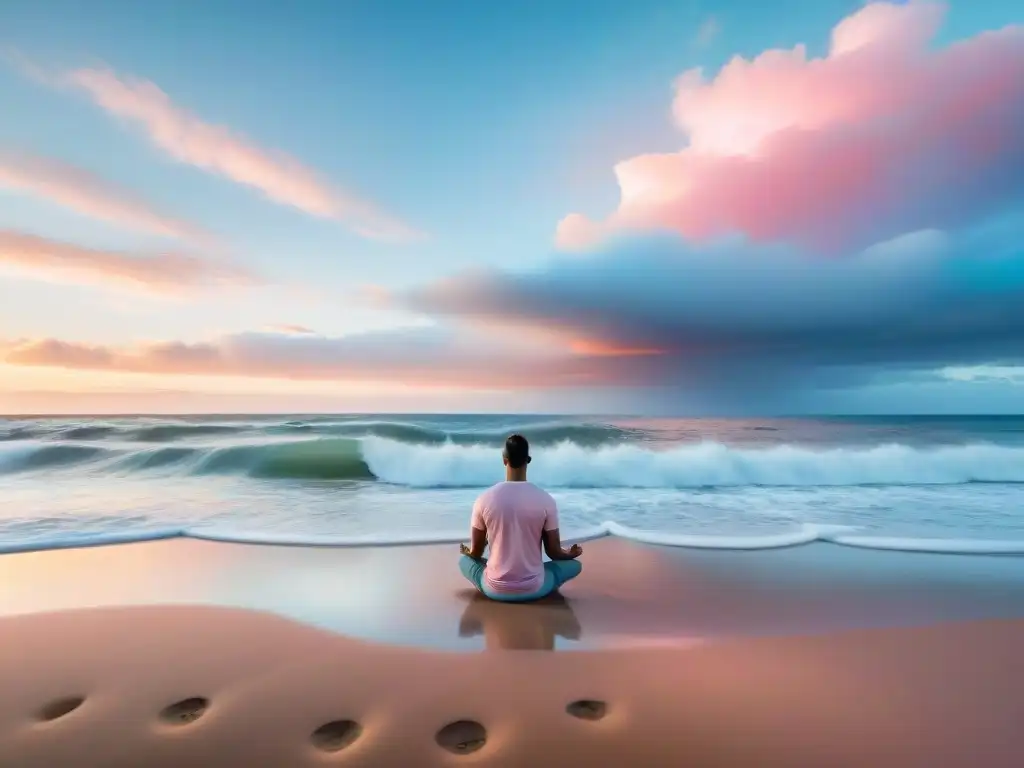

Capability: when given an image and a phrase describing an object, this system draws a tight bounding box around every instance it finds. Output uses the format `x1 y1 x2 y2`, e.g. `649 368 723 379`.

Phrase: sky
0 0 1023 415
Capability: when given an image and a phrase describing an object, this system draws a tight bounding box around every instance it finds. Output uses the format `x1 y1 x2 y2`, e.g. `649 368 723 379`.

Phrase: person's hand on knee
460 542 485 561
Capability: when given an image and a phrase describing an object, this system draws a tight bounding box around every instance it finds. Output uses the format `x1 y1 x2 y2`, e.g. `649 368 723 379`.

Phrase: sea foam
2 522 1023 557
360 438 1024 488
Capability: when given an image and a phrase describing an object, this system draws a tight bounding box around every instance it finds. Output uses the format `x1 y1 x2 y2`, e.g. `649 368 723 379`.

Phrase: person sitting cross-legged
459 434 583 602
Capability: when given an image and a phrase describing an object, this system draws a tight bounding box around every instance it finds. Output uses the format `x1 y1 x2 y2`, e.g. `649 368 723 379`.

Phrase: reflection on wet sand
457 591 582 650
2 537 1024 651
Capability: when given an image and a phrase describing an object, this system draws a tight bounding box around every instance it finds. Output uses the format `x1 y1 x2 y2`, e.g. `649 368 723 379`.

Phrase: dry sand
0 602 1022 767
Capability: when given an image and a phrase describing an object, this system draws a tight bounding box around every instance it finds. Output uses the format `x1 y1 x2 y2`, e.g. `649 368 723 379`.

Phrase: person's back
459 434 583 602
473 480 556 593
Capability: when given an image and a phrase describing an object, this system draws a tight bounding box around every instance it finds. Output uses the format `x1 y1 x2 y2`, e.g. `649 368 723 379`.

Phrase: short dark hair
503 434 531 469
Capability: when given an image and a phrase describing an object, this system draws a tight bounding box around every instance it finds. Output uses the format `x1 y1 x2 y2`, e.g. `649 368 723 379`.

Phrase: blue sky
1 0 1023 413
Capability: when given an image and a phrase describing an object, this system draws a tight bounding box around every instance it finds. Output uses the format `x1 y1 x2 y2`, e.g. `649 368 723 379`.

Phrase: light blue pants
459 556 582 602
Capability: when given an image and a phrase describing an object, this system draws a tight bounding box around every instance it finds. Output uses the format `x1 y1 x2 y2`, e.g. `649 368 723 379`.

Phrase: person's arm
542 528 582 560
541 495 582 561
461 497 488 560
464 525 487 560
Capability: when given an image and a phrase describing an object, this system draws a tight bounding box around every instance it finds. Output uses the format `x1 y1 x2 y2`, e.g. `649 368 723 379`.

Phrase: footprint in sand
435 720 487 755
37 696 85 722
310 720 362 752
159 697 209 725
566 699 607 721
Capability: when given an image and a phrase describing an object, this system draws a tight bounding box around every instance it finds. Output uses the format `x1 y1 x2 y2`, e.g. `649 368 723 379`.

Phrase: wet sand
1 536 1023 649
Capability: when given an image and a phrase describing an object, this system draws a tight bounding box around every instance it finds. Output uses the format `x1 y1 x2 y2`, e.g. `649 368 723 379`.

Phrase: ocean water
2 414 1024 554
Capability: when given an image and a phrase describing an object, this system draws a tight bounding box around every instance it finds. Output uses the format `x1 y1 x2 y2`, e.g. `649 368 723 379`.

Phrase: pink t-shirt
471 480 559 594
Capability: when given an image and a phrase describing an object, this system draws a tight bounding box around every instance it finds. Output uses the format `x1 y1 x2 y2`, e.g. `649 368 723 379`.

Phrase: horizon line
3 412 1024 419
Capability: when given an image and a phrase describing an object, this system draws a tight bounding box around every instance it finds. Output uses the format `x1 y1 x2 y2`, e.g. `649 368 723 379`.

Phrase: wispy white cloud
941 365 1024 385
0 151 212 243
692 16 720 49
55 66 423 241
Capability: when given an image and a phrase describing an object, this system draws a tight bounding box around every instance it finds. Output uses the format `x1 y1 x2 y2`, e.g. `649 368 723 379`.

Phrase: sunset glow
1 0 1023 414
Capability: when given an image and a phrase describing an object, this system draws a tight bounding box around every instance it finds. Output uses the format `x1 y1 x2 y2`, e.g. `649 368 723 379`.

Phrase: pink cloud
567 338 665 357
556 1 1024 253
0 152 211 243
1 327 663 389
0 230 256 295
6 338 115 369
62 67 423 242
356 283 394 308
266 324 316 335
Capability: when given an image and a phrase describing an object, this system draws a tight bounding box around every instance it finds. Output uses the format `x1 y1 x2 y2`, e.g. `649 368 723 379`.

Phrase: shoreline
5 520 1024 557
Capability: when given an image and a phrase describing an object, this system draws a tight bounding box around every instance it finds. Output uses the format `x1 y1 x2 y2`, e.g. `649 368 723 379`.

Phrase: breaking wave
4 436 1024 488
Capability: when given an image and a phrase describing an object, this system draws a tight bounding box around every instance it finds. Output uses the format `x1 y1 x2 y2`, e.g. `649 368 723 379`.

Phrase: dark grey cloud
398 216 1024 398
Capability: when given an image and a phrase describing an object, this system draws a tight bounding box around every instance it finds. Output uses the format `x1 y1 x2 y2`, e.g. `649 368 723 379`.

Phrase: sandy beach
1 537 1023 766
2 605 1023 767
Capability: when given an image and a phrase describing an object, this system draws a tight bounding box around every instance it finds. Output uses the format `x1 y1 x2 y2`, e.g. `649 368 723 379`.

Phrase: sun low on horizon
1 0 1023 416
